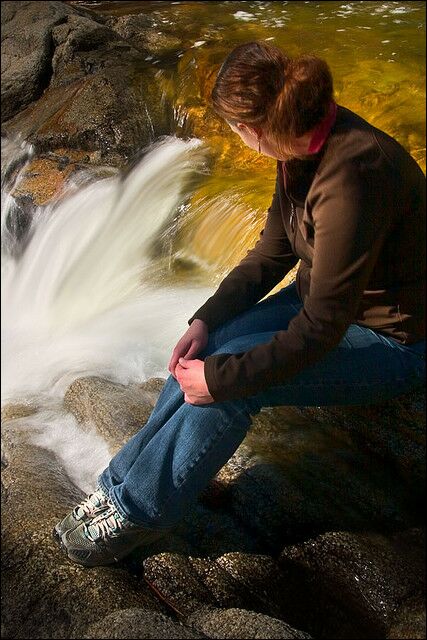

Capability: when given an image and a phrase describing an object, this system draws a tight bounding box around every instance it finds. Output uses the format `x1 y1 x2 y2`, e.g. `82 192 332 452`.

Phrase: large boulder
2 1 175 170
63 376 425 551
63 376 165 453
1 1 73 122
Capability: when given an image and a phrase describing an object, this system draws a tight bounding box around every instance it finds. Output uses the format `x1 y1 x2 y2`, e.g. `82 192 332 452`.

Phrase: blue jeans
99 283 425 529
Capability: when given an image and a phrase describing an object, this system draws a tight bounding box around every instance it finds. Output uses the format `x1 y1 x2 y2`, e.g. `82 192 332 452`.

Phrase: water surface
73 0 426 278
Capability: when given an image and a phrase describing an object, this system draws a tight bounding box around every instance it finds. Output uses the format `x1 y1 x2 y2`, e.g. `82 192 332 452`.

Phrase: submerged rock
108 14 183 58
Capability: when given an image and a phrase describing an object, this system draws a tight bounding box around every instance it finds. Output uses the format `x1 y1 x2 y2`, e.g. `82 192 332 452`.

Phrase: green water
74 1 425 280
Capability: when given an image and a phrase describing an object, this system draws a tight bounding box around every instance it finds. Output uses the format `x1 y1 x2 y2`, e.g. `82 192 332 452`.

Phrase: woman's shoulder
324 105 422 179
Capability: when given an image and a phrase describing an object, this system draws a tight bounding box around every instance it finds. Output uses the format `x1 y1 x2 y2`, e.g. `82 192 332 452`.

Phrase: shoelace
73 489 106 520
84 506 127 542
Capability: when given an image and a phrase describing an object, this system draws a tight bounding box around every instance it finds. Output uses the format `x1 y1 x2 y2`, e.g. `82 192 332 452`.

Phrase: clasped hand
168 319 214 405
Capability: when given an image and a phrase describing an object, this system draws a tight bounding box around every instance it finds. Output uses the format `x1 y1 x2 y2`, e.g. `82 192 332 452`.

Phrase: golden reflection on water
76 1 425 280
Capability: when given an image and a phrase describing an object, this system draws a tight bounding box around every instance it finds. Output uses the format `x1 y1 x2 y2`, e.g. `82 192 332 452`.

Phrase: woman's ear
237 123 262 138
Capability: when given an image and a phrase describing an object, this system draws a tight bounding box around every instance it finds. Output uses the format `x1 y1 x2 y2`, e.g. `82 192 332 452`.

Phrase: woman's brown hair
211 41 334 155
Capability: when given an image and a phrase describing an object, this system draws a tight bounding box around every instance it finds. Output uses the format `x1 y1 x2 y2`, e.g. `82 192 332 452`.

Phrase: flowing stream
1 137 214 490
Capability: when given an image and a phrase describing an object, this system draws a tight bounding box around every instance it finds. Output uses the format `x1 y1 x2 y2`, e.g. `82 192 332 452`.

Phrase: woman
55 42 425 566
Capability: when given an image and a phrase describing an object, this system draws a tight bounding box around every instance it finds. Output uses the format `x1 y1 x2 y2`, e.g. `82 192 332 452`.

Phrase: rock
278 528 425 639
3 64 169 168
144 553 218 618
387 595 426 639
1 402 38 421
1 1 70 122
63 376 424 553
209 403 424 552
12 148 116 201
83 607 205 639
1 421 167 639
295 388 426 489
63 376 164 452
3 369 425 638
143 551 297 623
2 1 175 169
108 14 183 57
143 552 312 637
186 607 312 639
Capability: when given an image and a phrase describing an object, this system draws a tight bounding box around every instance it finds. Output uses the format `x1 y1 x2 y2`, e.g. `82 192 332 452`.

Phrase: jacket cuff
204 354 255 403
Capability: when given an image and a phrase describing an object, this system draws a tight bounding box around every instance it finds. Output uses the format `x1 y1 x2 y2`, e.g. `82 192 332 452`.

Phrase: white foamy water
2 136 214 490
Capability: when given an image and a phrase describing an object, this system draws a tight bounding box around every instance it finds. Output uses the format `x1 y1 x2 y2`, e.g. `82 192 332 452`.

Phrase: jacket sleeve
188 163 299 330
204 159 395 401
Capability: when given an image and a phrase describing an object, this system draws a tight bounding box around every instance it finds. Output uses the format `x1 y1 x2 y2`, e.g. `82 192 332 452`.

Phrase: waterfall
1 136 214 490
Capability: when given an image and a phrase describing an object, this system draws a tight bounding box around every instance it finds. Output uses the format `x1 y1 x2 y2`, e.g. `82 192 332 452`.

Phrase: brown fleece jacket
189 106 426 401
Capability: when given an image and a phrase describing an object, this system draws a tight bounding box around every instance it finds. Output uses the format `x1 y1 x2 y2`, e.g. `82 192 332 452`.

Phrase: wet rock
186 607 312 639
63 375 424 555
3 65 168 168
2 1 174 170
278 528 425 639
108 14 182 58
143 552 312 637
1 421 166 639
1 402 38 421
64 376 163 452
83 607 205 639
1 1 70 122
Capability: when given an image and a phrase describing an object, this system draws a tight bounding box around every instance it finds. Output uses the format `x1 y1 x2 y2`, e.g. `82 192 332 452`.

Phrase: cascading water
1 136 214 491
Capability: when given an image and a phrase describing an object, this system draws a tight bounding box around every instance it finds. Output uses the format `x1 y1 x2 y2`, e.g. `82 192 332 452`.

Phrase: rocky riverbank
2 376 425 638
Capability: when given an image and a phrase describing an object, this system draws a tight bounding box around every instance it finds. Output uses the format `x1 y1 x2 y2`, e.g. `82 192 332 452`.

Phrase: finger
168 359 175 376
169 349 182 374
175 366 184 383
178 357 191 369
184 340 201 360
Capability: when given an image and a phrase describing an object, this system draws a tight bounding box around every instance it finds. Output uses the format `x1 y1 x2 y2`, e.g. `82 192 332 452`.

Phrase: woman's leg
100 283 303 492
106 325 425 529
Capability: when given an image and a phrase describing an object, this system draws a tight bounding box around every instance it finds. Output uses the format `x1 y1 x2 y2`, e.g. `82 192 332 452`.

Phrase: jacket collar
307 101 337 154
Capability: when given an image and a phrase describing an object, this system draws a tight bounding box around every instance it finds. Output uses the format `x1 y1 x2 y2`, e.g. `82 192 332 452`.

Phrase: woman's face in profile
227 120 312 161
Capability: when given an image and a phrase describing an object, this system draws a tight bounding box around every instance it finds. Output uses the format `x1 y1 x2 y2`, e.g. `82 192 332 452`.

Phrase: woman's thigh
204 282 302 355
208 325 425 410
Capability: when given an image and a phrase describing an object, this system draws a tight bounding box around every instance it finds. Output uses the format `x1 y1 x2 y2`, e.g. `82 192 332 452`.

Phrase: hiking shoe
53 486 110 543
59 502 164 566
